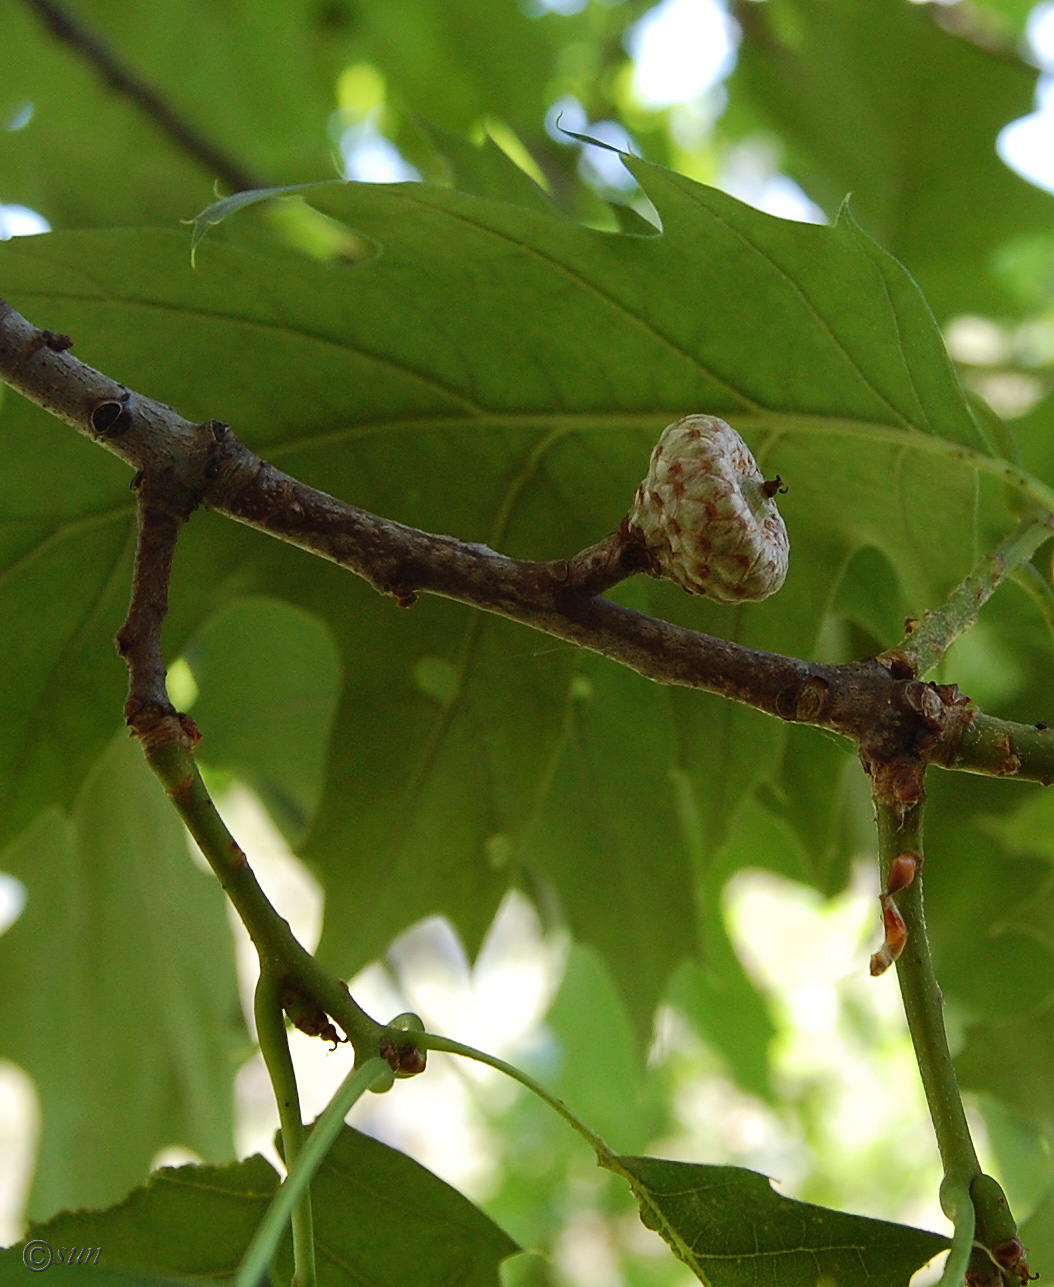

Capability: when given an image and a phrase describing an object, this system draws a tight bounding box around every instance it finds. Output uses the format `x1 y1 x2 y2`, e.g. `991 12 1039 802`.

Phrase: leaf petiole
936 1178 976 1287
254 971 315 1287
405 1029 615 1162
235 1056 392 1287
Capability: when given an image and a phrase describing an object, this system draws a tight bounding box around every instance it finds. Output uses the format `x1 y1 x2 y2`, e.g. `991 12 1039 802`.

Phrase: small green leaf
606 1155 949 1287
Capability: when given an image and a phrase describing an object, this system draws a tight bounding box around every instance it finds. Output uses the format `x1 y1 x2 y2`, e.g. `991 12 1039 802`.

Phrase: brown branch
115 482 186 749
2 295 1053 785
111 429 382 1055
17 0 265 194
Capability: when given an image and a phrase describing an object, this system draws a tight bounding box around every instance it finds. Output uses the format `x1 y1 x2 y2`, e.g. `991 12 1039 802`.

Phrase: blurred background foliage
3 0 1054 1279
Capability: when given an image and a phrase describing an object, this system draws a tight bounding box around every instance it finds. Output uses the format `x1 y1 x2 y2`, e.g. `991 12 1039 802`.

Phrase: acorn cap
627 415 789 604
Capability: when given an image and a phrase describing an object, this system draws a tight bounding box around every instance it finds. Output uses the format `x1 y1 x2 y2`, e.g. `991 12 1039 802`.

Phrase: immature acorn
628 415 789 604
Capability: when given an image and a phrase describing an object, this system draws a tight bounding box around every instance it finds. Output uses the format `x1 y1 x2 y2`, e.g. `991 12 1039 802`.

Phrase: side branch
115 490 183 744
112 458 380 1055
893 515 1054 678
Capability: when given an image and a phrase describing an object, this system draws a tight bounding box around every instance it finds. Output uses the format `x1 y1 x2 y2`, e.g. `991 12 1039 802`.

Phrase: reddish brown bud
870 895 908 976
886 852 919 895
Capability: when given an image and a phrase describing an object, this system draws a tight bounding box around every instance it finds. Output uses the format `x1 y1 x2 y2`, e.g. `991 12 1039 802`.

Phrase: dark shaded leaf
608 1154 948 1286
307 1127 519 1287
2 1128 519 1287
0 1153 276 1278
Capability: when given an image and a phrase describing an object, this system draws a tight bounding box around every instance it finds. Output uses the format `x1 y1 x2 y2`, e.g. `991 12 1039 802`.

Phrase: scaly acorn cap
627 415 789 604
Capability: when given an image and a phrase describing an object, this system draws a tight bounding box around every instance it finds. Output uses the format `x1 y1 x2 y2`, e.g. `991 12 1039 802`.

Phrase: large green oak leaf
0 160 1000 1023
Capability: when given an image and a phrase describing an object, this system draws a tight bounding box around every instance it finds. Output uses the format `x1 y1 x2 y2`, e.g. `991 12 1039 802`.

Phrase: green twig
112 486 381 1060
254 971 315 1287
942 711 1054 784
147 738 382 1056
876 796 980 1189
894 515 1053 677
236 1057 392 1287
874 793 983 1282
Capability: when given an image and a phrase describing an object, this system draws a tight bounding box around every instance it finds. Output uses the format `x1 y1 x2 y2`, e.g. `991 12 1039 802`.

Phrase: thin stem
895 515 1053 677
936 1179 976 1287
236 1058 392 1287
114 494 184 738
148 737 381 1056
407 1030 614 1161
876 796 980 1189
113 486 380 1058
254 972 315 1287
